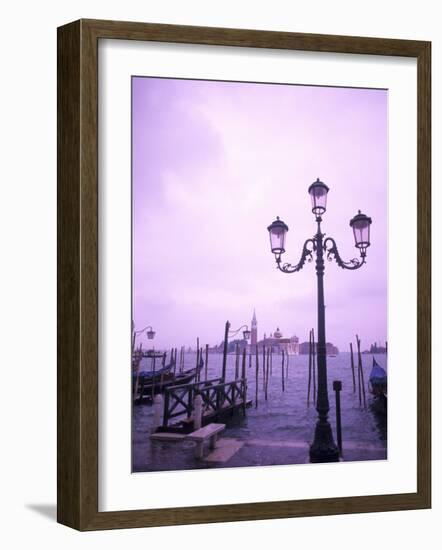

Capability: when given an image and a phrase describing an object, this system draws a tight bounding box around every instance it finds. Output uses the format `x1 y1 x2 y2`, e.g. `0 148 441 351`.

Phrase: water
132 351 387 472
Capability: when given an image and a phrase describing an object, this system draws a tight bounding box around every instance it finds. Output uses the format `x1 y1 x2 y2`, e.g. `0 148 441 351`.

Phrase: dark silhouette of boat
368 357 387 416
142 349 166 359
134 357 204 402
136 363 171 381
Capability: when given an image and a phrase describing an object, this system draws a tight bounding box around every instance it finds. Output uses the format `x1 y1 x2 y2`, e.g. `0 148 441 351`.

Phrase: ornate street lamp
267 179 372 463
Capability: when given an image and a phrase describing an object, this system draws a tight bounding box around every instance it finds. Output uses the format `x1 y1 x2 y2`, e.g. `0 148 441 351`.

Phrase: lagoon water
132 351 387 472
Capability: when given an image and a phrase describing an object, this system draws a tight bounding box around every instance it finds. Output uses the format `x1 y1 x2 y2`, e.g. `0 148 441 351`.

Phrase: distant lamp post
228 324 251 341
226 322 251 343
267 179 372 463
132 322 156 353
229 325 251 341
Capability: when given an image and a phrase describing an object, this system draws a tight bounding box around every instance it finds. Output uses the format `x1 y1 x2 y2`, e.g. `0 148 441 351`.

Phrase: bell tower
251 309 258 351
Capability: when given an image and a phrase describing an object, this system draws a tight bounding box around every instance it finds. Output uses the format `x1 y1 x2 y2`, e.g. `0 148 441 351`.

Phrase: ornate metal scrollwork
323 237 365 270
276 238 316 273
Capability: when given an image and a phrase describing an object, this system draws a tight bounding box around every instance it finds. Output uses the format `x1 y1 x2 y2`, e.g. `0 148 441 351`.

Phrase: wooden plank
57 20 81 530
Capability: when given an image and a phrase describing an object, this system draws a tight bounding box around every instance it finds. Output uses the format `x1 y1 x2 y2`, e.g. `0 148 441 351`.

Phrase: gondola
368 357 387 416
134 357 204 402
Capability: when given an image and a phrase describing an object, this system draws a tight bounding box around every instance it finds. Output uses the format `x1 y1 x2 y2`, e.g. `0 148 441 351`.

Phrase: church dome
274 327 282 338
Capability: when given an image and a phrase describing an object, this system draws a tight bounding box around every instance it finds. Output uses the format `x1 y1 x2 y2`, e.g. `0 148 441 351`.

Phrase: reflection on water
132 352 387 472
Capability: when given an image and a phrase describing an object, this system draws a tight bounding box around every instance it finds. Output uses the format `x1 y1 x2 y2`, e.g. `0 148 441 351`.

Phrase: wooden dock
159 377 251 433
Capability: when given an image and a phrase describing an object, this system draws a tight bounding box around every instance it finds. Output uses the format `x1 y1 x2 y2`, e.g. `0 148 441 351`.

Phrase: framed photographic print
57 19 431 530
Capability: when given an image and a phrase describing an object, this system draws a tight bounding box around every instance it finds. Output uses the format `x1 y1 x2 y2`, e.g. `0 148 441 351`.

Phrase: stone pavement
133 433 386 472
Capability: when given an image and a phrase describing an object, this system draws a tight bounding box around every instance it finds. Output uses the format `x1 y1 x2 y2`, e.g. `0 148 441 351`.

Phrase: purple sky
132 77 387 351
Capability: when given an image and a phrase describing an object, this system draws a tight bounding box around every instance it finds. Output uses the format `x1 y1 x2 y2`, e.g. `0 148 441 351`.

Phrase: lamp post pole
267 179 372 463
310 216 339 462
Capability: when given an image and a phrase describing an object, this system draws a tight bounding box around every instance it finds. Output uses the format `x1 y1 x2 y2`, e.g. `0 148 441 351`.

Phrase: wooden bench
187 423 226 459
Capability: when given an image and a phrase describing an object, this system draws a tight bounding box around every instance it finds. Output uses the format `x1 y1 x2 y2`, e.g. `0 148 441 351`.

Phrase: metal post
333 380 343 456
309 219 339 463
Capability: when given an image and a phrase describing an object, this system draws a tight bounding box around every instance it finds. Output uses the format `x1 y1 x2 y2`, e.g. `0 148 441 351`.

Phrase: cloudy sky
132 77 387 351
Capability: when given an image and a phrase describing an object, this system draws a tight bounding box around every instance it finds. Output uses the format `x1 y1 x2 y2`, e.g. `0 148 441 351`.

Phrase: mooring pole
255 345 259 408
333 380 343 456
151 349 156 402
307 329 312 405
242 348 247 416
222 321 230 382
205 344 209 381
262 344 266 392
356 334 366 408
350 342 356 393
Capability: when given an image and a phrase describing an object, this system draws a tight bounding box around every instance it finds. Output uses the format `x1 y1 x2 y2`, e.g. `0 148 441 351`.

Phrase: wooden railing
163 378 247 427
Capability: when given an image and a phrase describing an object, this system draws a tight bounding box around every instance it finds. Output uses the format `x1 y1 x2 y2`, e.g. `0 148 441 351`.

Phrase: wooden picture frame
57 19 431 531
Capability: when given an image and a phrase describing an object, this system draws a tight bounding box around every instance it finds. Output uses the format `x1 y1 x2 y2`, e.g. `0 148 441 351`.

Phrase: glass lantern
308 178 329 215
267 217 289 255
349 210 372 251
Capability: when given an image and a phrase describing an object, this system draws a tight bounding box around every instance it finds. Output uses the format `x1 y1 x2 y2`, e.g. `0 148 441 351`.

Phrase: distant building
249 310 299 355
299 341 339 355
365 342 387 354
298 341 310 355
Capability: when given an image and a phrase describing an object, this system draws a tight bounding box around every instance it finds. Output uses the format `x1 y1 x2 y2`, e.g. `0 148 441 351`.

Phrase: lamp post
221 322 251 381
267 178 372 463
132 322 156 401
229 324 251 341
132 321 156 353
